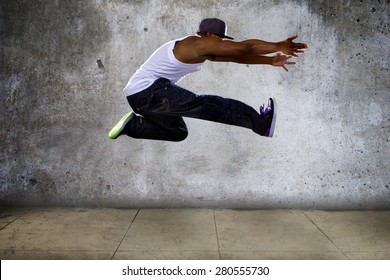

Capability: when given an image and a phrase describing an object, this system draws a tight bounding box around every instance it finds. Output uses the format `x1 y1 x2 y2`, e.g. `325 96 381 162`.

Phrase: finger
282 65 289 72
288 35 298 41
292 43 307 49
286 61 296 65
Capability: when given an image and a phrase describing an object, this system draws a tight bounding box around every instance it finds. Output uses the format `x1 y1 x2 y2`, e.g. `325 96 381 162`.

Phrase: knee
172 128 188 142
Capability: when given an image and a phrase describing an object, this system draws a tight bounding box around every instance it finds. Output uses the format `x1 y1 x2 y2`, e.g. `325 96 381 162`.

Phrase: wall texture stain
0 0 389 209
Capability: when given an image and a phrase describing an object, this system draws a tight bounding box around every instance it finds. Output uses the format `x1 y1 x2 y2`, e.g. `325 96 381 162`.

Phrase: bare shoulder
174 35 242 63
173 36 208 63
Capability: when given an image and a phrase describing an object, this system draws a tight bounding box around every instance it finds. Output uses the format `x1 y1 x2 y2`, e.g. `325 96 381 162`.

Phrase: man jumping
108 18 308 141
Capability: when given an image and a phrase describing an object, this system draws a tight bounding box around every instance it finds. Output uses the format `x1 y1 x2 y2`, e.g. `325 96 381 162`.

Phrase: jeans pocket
127 91 152 113
148 89 170 112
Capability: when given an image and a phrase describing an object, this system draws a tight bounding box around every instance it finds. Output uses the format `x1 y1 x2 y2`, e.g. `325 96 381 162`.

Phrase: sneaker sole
267 98 277 137
108 111 134 139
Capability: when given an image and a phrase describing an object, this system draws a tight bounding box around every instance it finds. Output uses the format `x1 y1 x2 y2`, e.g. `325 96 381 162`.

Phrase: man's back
123 37 203 96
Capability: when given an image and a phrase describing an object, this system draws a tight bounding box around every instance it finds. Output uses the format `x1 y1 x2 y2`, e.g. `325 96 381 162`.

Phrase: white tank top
123 37 203 96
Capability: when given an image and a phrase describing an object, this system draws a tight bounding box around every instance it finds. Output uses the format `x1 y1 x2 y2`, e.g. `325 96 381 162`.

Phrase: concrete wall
1 0 389 209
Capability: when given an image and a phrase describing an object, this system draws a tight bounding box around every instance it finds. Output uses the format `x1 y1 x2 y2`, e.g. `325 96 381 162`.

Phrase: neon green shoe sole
108 111 134 139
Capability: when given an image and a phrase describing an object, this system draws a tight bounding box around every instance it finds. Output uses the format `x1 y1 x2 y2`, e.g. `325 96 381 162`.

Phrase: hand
271 53 296 71
278 35 308 57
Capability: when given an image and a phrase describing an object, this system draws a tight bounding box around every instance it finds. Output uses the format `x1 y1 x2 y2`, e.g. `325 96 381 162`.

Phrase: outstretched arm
243 35 307 57
209 53 296 72
198 35 307 59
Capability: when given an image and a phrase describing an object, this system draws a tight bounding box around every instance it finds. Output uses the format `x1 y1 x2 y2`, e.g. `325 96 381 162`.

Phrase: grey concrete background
0 0 389 209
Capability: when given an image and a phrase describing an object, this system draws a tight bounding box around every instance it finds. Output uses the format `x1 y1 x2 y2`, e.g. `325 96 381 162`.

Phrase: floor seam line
303 212 349 260
111 209 141 260
0 208 32 231
213 210 222 260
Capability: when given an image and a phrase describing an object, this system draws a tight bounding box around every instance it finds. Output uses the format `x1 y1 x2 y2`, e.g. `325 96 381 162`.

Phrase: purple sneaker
260 98 277 137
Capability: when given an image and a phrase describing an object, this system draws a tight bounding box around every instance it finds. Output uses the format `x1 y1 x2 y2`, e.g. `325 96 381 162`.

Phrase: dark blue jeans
125 78 268 141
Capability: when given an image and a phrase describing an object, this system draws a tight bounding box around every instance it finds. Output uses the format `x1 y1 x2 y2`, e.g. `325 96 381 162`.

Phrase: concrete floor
0 208 389 260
